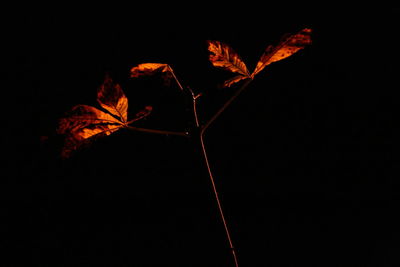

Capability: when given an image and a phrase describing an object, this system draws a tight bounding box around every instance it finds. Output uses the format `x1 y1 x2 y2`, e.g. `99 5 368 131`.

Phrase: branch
201 79 253 135
167 65 184 91
189 86 238 266
199 134 239 267
124 125 189 137
187 87 202 128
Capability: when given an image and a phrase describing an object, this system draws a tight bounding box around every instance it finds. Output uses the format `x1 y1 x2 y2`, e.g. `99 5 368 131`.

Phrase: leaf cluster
57 28 311 158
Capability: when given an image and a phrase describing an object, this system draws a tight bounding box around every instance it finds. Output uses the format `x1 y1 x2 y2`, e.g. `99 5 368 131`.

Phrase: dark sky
5 6 400 266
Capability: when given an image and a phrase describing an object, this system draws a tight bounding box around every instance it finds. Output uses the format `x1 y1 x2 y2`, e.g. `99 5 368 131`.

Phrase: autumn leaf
57 105 123 158
127 105 153 124
130 63 171 77
207 28 312 87
208 40 250 76
130 63 174 85
251 28 312 77
207 40 251 87
97 74 128 123
58 75 152 158
222 75 250 88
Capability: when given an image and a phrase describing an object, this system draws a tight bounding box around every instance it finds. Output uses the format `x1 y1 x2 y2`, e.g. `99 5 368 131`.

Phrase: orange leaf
222 75 250 88
207 40 251 87
127 106 153 124
208 40 250 76
58 75 153 158
97 75 128 123
251 28 312 77
57 105 123 158
130 63 171 77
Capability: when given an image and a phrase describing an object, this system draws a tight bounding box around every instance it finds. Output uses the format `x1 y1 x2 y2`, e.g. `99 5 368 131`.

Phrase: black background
5 5 400 266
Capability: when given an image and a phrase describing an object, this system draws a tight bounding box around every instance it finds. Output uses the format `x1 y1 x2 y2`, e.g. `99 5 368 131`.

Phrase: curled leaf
251 28 312 77
97 75 128 123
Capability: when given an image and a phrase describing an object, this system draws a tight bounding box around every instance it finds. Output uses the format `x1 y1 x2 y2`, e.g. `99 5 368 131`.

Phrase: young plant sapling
57 28 312 267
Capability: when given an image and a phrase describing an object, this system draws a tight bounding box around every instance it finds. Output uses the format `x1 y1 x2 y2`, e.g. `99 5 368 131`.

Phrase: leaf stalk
124 125 189 137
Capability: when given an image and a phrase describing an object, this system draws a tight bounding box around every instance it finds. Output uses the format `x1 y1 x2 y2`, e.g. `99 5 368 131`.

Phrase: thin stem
168 65 184 91
124 125 189 137
199 134 239 267
188 87 201 127
193 97 200 127
201 79 252 135
190 90 239 267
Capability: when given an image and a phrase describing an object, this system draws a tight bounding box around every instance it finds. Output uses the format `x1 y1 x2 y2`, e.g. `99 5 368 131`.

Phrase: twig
190 88 240 267
199 134 239 267
201 79 252 135
188 87 201 127
168 65 184 91
158 67 242 266
124 125 189 137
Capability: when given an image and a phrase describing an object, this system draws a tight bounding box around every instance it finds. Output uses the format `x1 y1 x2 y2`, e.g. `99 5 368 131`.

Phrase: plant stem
199 133 239 267
191 92 239 267
160 68 243 266
201 79 252 134
188 87 201 127
124 125 189 137
168 65 184 91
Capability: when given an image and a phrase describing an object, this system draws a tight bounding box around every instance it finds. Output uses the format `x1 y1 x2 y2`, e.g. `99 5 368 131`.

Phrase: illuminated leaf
59 107 120 137
57 105 123 158
127 106 153 124
208 40 250 76
207 40 251 87
222 75 250 88
58 75 152 158
97 74 128 123
251 28 312 77
130 63 173 82
130 63 170 76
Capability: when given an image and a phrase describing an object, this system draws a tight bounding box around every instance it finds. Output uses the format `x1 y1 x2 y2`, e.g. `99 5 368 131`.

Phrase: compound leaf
58 75 152 158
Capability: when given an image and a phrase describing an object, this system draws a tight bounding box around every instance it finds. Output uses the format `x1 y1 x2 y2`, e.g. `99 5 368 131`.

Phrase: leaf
57 75 152 158
57 105 124 158
251 28 312 77
222 75 250 88
207 40 251 87
97 75 128 123
127 105 153 124
208 40 250 76
130 63 170 77
130 63 173 84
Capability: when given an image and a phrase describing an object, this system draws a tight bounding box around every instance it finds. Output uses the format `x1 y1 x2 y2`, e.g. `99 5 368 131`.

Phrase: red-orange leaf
130 63 171 77
208 40 250 76
222 75 250 88
97 75 128 123
127 106 153 124
207 40 251 87
57 105 123 158
251 28 312 77
58 75 152 158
